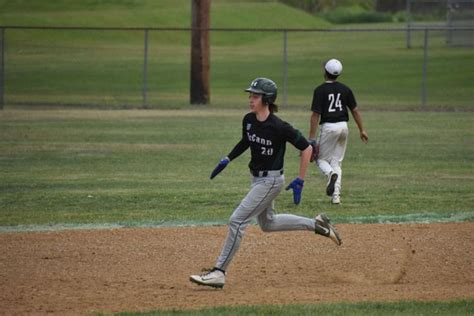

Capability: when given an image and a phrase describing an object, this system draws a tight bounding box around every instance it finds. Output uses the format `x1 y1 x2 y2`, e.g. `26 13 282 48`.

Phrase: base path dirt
1 222 473 315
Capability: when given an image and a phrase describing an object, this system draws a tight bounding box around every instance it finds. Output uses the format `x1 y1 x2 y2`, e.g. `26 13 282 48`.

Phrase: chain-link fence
407 0 474 48
447 0 474 46
0 26 472 110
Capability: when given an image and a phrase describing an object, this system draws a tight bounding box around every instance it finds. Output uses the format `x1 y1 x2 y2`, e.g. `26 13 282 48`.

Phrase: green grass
0 1 472 109
0 0 328 29
115 300 474 315
0 109 472 228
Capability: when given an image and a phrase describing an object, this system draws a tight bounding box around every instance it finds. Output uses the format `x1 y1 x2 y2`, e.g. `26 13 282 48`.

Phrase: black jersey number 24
328 93 343 112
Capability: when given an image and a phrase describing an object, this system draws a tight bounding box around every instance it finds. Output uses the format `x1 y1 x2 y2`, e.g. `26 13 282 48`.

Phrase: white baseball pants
317 121 349 197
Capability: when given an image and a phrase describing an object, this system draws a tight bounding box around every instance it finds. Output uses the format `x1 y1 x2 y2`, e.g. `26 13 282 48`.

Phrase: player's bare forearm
309 112 320 140
350 107 364 131
298 145 312 180
350 107 369 143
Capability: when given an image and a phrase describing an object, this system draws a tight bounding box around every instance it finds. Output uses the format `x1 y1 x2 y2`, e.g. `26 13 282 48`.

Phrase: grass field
116 300 474 315
1 109 472 228
1 1 473 109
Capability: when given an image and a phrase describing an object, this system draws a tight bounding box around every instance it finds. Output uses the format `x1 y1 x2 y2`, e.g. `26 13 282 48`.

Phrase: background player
308 59 369 204
190 77 342 289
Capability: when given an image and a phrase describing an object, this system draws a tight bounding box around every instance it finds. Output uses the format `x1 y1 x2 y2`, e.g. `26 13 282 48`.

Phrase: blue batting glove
285 177 304 205
210 157 230 179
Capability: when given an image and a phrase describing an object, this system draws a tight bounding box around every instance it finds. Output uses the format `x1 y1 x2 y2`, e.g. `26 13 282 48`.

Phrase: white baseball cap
324 59 343 76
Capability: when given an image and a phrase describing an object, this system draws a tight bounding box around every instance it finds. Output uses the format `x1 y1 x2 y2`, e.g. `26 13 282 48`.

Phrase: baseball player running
190 78 342 289
308 59 369 204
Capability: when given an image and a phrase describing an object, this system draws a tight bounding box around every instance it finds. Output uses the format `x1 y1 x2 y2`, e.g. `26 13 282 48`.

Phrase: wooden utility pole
190 0 210 104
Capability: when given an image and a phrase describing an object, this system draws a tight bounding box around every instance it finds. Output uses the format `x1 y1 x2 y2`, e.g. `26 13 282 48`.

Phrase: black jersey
227 112 309 172
311 81 357 124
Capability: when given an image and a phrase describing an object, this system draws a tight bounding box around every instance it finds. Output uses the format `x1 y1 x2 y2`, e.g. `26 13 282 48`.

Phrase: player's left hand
285 177 304 205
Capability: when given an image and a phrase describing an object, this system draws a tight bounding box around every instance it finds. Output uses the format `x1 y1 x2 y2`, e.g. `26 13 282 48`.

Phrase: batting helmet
325 59 343 76
245 77 277 105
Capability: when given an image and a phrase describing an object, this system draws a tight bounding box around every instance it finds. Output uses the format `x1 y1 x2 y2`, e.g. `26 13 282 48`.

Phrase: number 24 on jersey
328 93 343 112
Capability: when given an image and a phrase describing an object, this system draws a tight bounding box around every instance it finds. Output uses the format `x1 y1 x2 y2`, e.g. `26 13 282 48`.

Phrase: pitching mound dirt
1 222 473 315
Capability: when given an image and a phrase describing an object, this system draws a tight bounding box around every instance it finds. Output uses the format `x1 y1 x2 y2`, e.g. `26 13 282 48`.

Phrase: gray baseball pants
215 172 316 271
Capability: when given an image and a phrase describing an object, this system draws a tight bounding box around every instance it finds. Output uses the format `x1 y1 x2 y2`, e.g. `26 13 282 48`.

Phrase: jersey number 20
328 93 342 112
261 147 273 156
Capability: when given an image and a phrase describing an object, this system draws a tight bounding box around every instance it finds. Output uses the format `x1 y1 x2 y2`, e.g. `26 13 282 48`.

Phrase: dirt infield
1 222 473 315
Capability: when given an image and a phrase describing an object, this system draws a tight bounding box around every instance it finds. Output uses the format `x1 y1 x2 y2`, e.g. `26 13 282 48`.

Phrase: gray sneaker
315 213 342 246
190 268 225 288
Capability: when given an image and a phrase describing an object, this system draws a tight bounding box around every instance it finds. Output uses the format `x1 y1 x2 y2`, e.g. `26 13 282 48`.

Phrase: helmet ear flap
262 92 277 105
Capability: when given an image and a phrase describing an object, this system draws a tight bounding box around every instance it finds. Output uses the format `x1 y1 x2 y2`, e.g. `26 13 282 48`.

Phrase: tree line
278 0 406 13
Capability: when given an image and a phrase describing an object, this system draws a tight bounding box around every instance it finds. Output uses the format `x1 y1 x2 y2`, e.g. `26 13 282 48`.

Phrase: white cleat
315 213 342 246
190 268 225 289
331 195 341 204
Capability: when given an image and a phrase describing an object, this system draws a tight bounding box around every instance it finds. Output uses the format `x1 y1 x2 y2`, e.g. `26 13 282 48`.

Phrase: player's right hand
360 131 369 144
210 157 230 179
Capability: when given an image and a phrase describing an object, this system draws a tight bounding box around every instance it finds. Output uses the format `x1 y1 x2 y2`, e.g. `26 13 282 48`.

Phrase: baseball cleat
315 213 342 246
331 195 341 204
326 173 338 196
190 268 225 289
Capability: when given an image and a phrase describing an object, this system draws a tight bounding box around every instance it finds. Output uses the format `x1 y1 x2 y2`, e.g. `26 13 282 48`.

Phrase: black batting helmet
245 77 278 105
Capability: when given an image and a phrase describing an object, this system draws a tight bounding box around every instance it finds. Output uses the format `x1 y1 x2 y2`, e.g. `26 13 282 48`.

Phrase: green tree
375 0 406 12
